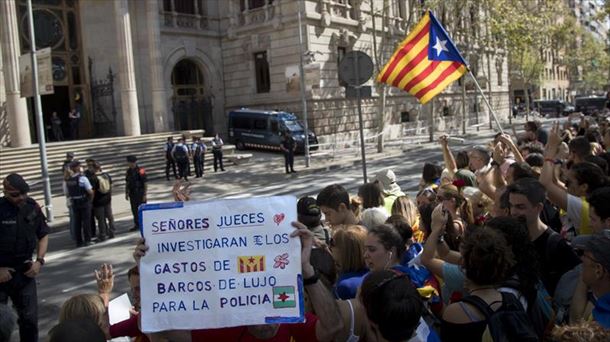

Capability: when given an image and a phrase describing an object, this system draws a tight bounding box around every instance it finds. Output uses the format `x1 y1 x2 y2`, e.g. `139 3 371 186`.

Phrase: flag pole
467 69 503 134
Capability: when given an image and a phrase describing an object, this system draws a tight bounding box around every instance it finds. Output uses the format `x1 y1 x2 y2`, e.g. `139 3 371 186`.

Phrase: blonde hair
332 225 367 274
551 321 610 342
349 196 362 219
59 294 106 329
391 196 419 227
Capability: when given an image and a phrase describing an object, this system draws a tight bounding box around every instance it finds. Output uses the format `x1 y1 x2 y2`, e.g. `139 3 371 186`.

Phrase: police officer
212 133 225 172
164 137 178 181
125 155 147 231
281 132 297 174
171 138 190 180
192 136 206 178
0 174 49 342
67 160 94 246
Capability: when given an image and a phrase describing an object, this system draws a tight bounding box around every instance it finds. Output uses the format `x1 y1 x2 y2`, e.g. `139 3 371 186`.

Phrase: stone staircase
0 130 252 202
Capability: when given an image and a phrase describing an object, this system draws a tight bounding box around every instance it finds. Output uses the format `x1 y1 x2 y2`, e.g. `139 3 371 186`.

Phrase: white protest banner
139 196 304 333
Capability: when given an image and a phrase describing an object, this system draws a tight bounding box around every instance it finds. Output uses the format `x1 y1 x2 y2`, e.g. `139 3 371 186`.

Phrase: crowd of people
3 111 610 341
165 133 227 182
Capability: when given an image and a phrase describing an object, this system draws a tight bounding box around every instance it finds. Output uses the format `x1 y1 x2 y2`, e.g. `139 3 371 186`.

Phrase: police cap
3 173 30 194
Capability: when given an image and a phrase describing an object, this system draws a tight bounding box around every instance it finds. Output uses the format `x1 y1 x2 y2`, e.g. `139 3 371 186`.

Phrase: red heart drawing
273 213 285 226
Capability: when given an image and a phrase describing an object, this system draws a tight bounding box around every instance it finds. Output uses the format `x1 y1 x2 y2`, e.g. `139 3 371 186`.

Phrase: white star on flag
433 37 448 56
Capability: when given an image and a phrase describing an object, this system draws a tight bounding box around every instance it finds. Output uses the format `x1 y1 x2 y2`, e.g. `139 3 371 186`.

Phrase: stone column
114 0 141 136
147 0 169 132
0 0 31 147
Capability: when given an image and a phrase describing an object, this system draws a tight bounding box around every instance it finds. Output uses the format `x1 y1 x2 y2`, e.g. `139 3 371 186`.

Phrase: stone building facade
0 0 510 148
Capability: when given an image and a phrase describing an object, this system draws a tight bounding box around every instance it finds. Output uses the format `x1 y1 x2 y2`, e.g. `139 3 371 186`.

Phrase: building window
254 51 270 93
338 46 347 87
174 0 195 14
241 0 273 11
400 111 410 122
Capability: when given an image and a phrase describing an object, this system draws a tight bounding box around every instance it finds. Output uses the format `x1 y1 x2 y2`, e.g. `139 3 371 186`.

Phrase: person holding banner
133 220 344 341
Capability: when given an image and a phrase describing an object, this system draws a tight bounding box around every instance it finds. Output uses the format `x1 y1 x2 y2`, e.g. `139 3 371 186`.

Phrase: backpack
97 173 111 194
174 146 188 162
499 278 555 339
461 292 538 342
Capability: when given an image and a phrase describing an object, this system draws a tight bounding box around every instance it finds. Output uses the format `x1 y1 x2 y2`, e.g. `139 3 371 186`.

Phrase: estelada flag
238 255 265 273
377 10 468 104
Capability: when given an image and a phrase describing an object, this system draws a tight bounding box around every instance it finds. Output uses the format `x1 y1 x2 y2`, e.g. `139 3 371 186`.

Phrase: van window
233 117 251 129
253 118 267 130
271 119 279 133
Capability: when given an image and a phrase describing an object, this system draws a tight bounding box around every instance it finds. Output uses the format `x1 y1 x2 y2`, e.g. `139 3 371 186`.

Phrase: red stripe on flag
403 61 441 92
414 62 462 99
239 260 245 273
379 23 431 83
390 47 429 88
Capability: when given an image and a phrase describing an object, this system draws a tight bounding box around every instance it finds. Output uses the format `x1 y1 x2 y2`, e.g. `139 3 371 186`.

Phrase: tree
489 0 566 120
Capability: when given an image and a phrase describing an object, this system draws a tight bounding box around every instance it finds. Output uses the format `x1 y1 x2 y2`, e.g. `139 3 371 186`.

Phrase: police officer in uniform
281 132 297 174
125 156 147 231
192 136 206 178
212 133 225 172
171 138 190 180
67 160 94 246
0 174 49 342
164 137 178 181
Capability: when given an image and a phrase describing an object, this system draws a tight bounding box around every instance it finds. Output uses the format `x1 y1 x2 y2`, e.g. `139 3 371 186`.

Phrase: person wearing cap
62 152 75 175
125 156 147 231
297 196 330 245
67 160 94 247
192 136 206 178
171 138 190 181
211 133 226 172
0 173 49 342
570 230 610 328
372 169 405 214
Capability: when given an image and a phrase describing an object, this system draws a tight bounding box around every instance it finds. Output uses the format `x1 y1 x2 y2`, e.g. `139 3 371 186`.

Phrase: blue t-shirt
593 292 610 328
334 270 368 300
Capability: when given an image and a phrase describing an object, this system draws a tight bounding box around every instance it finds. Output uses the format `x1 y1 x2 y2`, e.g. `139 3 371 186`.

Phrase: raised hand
95 263 114 295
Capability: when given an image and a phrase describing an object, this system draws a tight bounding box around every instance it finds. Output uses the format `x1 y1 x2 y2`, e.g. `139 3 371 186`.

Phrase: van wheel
236 141 246 150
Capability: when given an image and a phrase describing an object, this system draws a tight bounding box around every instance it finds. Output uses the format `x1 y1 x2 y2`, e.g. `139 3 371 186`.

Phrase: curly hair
484 217 540 305
461 228 515 286
551 321 610 342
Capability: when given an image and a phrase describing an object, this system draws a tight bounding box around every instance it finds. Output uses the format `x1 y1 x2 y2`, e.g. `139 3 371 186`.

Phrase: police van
228 109 318 153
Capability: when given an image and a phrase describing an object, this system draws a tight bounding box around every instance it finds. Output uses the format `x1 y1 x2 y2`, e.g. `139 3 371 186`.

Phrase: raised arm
95 263 114 307
541 122 568 210
439 135 458 176
421 204 449 278
498 134 525 164
290 222 343 342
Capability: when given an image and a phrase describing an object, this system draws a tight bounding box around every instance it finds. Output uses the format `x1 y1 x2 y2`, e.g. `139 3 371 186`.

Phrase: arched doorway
171 59 213 133
17 0 87 141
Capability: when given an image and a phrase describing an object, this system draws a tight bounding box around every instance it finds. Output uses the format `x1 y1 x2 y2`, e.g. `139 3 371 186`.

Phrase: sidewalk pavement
46 119 524 233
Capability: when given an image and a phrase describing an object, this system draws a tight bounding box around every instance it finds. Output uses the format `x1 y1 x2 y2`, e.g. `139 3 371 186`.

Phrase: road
27 127 510 339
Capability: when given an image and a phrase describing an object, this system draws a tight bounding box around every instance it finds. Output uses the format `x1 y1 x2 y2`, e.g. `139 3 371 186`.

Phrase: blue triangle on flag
427 11 468 66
